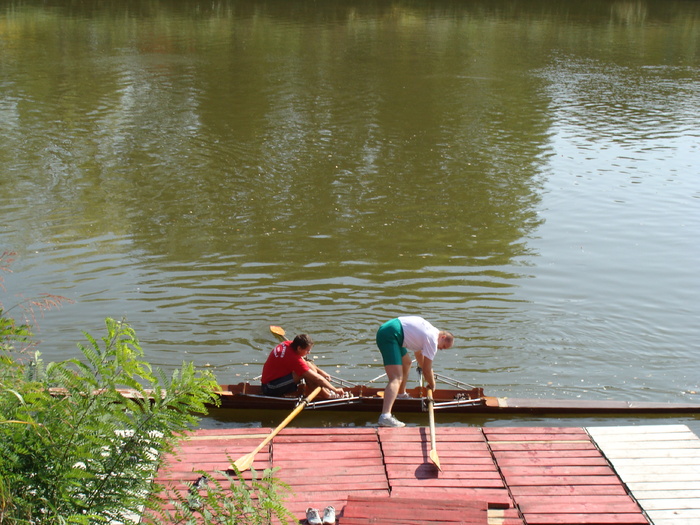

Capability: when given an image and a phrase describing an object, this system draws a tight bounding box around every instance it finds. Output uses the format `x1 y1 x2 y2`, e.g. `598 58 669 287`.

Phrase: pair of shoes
378 413 406 427
396 392 411 399
306 506 335 525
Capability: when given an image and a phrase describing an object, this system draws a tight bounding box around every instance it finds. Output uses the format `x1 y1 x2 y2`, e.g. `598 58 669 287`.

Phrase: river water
1 0 699 429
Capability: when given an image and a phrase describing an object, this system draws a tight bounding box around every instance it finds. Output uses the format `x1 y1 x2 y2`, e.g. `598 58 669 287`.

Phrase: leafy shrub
0 252 296 524
0 317 220 524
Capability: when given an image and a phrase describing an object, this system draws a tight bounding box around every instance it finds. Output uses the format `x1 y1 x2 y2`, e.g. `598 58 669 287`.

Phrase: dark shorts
376 318 407 366
262 373 298 397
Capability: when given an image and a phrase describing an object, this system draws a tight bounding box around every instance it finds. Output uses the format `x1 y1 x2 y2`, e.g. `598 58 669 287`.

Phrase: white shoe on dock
306 507 322 525
378 414 405 427
322 505 336 524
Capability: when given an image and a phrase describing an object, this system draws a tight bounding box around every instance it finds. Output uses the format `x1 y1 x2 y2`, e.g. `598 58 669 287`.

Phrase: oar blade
270 325 286 339
429 448 442 472
232 452 256 472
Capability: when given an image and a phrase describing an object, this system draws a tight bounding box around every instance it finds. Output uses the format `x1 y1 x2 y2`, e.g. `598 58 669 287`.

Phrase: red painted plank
489 442 597 451
504 475 621 486
275 458 385 469
279 427 378 436
273 447 382 463
495 457 609 467
517 496 642 513
343 507 487 522
378 427 484 437
388 488 513 508
274 465 385 477
341 496 488 525
500 466 615 476
394 478 505 488
185 427 276 436
484 427 589 436
275 435 379 444
522 513 650 524
386 469 503 481
283 488 389 503
386 458 497 472
284 480 390 491
382 442 490 452
383 449 493 459
275 440 380 450
486 433 590 442
509 484 628 496
494 449 603 458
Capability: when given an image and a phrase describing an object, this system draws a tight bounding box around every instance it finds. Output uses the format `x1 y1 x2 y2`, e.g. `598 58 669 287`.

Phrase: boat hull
214 383 700 414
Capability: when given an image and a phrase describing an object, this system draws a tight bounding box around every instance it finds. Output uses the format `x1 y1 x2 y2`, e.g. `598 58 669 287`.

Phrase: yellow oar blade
429 448 442 471
270 325 286 339
232 452 255 472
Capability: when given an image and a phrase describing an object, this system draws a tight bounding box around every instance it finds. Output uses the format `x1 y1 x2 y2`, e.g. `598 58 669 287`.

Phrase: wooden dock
147 424 700 524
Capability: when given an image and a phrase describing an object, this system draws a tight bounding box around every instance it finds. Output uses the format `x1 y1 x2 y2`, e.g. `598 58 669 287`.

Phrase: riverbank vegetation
0 251 295 524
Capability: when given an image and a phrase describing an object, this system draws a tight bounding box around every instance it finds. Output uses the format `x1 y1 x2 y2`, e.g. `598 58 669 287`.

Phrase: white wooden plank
591 432 699 442
650 519 700 525
646 508 700 519
637 498 700 510
612 457 700 467
634 489 700 499
614 465 700 477
601 447 698 459
627 481 700 491
593 440 700 450
614 472 700 482
587 425 691 435
598 449 700 459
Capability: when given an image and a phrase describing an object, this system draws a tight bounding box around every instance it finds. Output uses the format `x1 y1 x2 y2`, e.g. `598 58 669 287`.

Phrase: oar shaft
235 386 322 470
427 387 441 471
261 387 321 450
427 388 437 449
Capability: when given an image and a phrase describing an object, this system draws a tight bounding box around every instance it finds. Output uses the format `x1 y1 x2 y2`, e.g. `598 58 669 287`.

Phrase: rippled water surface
1 1 699 425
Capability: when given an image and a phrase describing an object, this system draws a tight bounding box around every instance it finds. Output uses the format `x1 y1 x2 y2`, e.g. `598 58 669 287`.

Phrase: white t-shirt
398 316 439 361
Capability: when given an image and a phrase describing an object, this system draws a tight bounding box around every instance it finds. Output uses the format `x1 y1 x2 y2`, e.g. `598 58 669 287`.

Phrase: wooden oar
427 387 442 471
232 386 322 472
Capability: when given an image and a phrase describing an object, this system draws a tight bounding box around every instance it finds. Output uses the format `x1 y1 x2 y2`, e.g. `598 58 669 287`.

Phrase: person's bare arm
302 368 343 394
421 357 435 391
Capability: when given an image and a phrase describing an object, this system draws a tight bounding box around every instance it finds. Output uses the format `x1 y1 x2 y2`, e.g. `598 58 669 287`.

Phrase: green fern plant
146 465 297 525
0 317 221 524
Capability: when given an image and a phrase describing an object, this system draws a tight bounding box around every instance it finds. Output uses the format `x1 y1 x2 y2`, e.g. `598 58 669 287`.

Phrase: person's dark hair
291 334 314 351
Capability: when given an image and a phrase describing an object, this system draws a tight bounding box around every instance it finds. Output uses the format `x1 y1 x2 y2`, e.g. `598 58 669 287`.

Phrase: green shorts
376 318 407 366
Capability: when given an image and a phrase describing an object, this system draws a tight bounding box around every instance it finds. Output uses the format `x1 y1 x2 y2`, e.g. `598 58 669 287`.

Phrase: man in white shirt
375 316 454 427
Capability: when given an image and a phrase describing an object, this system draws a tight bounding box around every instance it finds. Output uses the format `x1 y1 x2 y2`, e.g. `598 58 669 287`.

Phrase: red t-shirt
261 341 310 384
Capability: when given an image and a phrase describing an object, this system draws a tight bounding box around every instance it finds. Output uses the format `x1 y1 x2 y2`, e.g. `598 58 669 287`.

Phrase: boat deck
147 424 700 524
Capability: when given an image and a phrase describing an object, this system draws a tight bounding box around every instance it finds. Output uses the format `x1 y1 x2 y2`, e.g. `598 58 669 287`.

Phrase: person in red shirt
261 334 344 399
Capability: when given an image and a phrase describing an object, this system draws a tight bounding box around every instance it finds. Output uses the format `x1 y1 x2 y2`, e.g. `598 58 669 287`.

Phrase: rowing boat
228 325 700 415
48 380 700 415
214 380 700 414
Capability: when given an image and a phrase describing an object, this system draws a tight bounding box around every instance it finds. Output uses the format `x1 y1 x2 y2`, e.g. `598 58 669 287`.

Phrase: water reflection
0 0 698 413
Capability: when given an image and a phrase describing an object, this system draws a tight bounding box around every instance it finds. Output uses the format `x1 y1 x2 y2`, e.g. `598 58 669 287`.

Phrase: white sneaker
322 505 336 525
306 507 322 525
396 392 411 399
378 414 405 427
